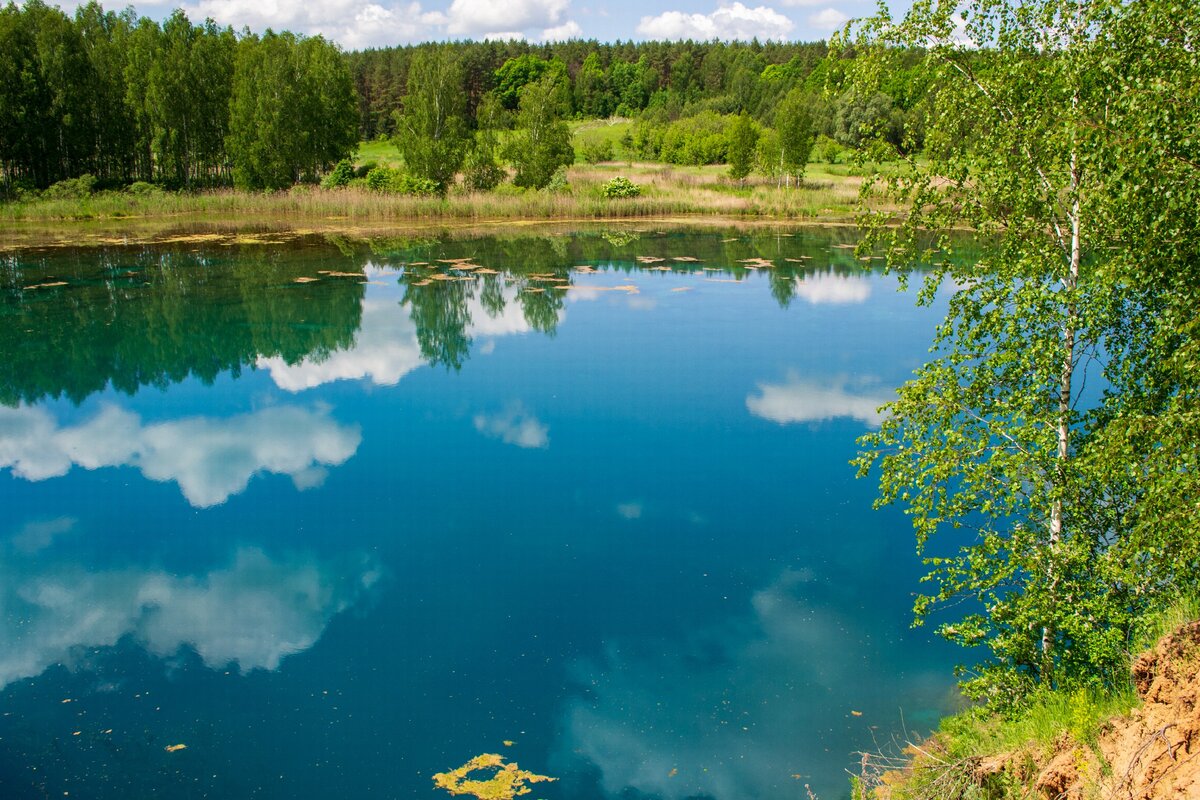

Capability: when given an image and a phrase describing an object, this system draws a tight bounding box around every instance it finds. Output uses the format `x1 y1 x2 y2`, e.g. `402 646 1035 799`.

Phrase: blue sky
49 0 890 50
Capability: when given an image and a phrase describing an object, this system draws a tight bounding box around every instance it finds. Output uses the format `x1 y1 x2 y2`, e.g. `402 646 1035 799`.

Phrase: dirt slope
1033 621 1200 799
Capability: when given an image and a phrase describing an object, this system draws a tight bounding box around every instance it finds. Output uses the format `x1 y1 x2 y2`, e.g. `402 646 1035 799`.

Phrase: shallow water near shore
0 227 960 800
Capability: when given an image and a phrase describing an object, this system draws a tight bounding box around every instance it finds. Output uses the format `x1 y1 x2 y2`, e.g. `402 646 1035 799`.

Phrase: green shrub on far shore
363 166 439 195
43 174 96 200
601 177 641 198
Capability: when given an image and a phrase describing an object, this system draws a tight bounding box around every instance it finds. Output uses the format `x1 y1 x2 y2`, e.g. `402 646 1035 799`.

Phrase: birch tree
845 0 1199 704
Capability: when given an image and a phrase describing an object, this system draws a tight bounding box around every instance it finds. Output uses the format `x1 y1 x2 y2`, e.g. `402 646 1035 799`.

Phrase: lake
0 226 960 800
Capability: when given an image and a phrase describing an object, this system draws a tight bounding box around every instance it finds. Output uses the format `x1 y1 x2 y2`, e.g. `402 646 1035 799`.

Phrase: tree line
0 0 356 190
2 1 935 195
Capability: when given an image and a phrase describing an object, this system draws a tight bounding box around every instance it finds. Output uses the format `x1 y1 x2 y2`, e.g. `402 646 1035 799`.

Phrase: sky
48 0 890 50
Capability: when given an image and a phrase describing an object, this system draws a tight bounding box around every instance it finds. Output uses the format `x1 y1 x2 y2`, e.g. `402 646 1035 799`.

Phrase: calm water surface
0 227 960 800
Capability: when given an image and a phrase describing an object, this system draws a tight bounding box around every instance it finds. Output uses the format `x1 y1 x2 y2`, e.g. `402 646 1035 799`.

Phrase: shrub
601 176 641 198
364 166 439 195
463 149 506 191
580 140 614 164
812 135 844 164
545 165 570 193
125 181 163 196
43 174 97 200
321 159 355 188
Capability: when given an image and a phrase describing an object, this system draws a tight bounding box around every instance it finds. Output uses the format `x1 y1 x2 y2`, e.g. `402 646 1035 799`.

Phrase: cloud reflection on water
746 373 892 428
561 569 954 800
0 543 380 690
0 404 361 507
793 271 873 305
257 268 549 391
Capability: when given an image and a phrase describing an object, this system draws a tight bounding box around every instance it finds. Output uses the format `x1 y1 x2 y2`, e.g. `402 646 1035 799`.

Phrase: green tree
493 54 566 111
845 0 1200 704
228 31 355 190
503 75 574 190
393 45 469 194
726 113 758 183
463 92 506 192
774 89 815 186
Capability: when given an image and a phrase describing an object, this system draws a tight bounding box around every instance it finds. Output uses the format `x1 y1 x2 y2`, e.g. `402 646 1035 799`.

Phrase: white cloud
807 7 850 31
0 404 361 508
444 0 569 36
0 546 380 690
561 569 956 800
474 403 549 449
793 270 872 304
636 3 794 41
541 20 583 40
746 373 891 427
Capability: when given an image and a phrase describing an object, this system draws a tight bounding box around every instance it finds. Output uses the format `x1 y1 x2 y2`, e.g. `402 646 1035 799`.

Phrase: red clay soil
1032 621 1200 800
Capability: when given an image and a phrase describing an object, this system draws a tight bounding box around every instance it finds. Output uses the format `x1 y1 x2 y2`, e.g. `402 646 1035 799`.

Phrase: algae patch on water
432 753 556 799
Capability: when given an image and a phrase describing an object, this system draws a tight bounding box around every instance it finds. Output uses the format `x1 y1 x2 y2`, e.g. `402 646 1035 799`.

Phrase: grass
0 159 877 241
569 117 636 160
354 137 404 169
855 596 1200 800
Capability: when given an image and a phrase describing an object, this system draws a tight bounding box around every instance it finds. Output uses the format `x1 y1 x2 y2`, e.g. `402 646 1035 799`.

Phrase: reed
0 162 879 226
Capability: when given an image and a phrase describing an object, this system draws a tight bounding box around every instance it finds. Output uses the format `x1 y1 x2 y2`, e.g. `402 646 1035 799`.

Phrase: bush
545 166 570 193
125 181 163 196
43 174 97 200
812 135 844 164
601 176 641 198
580 140 614 164
321 159 355 189
364 166 439 195
354 161 378 178
463 150 506 192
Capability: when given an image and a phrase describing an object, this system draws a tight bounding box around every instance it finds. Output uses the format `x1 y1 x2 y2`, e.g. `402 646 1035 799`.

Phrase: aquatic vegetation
432 753 555 799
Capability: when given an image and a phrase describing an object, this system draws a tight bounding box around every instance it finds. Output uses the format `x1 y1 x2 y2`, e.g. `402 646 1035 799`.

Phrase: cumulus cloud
808 7 850 31
636 3 794 41
793 270 872 304
541 20 583 40
179 0 449 49
746 372 892 427
0 546 380 690
444 0 570 36
0 404 361 507
561 569 955 799
474 403 550 449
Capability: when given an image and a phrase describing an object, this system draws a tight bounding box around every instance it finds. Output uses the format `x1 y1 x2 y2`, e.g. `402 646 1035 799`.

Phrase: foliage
504 75 575 190
494 54 567 111
393 45 470 194
580 140 614 164
228 31 357 190
844 0 1200 706
432 753 556 799
364 166 437 195
321 159 355 189
545 166 570 194
726 113 759 182
125 180 162 196
601 177 641 199
42 174 97 199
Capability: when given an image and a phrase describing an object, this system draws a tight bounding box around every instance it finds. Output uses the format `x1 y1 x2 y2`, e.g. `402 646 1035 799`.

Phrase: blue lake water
0 227 960 799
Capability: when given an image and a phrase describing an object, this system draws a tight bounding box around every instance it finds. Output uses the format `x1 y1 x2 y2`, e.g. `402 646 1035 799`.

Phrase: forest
0 0 926 195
